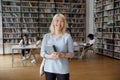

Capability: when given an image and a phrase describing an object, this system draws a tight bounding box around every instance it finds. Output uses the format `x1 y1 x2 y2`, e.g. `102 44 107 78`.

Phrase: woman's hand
50 52 58 59
45 52 71 59
49 52 62 59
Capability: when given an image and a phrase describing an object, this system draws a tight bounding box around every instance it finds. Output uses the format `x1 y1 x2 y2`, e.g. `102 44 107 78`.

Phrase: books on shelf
2 1 86 48
94 0 120 59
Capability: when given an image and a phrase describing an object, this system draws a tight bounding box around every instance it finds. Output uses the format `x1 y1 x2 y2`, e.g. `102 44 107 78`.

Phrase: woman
40 14 74 80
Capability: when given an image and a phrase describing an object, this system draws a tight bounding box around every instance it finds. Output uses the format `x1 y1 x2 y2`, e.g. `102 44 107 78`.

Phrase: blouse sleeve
40 34 47 57
67 34 74 58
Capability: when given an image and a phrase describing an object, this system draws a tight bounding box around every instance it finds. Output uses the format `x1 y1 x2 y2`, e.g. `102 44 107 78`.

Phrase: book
45 45 56 54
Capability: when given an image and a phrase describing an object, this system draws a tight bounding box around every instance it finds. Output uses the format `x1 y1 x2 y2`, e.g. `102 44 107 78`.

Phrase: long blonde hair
49 14 68 35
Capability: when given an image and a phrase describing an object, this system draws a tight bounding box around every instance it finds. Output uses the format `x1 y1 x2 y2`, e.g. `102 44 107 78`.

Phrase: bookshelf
94 0 120 59
1 0 86 54
38 1 86 42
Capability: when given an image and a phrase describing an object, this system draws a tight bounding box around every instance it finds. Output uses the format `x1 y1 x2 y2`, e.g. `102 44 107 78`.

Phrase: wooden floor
0 54 120 80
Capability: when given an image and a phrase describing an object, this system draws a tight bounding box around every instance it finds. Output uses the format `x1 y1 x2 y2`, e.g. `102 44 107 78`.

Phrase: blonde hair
49 14 68 35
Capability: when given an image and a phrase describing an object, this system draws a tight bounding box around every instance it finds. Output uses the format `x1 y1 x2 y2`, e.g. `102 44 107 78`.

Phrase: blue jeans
45 72 69 80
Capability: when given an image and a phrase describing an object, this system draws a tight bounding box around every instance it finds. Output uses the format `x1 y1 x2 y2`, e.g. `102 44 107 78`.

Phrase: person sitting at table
19 34 31 60
80 34 95 59
28 36 41 63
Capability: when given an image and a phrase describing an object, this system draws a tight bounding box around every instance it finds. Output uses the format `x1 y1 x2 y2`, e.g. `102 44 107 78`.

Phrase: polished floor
0 53 120 80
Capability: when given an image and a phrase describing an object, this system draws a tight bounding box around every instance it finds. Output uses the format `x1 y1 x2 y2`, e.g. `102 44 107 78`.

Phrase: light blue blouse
40 33 74 74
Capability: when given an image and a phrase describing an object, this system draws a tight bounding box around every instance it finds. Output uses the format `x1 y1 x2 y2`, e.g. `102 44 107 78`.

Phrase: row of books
95 17 102 22
103 34 113 39
114 46 120 52
115 8 120 14
103 39 113 44
69 19 85 23
71 33 84 37
3 18 20 23
115 15 120 21
114 52 120 59
3 28 21 33
96 33 102 39
23 13 38 18
3 8 85 14
96 38 102 43
3 7 20 12
103 0 114 5
98 27 120 33
103 28 113 32
4 39 20 43
70 29 84 33
114 1 120 8
3 23 21 27
3 13 20 17
72 38 84 42
96 5 119 13
96 44 103 48
95 2 102 8
23 23 38 28
21 8 38 12
94 12 102 18
95 23 102 28
115 21 120 26
103 45 114 50
3 23 40 28
95 7 102 12
114 27 120 32
114 40 120 46
96 48 103 54
3 2 85 9
103 16 113 22
103 4 114 10
103 10 114 16
70 24 85 28
103 50 113 57
3 34 21 39
3 18 40 23
114 33 120 39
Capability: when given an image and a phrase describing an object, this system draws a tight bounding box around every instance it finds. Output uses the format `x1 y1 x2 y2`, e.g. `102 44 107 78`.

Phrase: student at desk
19 34 31 60
80 34 95 58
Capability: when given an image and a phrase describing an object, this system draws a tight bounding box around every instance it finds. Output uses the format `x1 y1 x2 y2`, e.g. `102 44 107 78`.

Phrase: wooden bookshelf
1 0 86 54
94 0 120 59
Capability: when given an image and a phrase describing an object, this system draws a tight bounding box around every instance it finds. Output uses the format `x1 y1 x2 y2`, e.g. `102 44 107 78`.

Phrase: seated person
80 34 95 58
28 36 41 63
19 34 31 60
85 34 95 47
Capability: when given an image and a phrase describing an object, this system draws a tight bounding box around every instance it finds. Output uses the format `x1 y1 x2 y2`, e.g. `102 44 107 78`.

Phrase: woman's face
23 36 27 40
53 16 65 32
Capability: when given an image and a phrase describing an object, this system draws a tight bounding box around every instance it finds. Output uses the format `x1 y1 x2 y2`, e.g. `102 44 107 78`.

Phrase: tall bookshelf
94 0 120 59
38 0 86 42
1 0 86 54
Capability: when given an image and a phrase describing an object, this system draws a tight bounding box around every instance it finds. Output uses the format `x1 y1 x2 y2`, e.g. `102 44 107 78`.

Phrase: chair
73 42 81 59
79 44 95 59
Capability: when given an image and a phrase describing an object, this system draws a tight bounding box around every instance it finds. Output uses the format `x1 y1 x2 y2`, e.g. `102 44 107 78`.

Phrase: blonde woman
40 14 74 80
